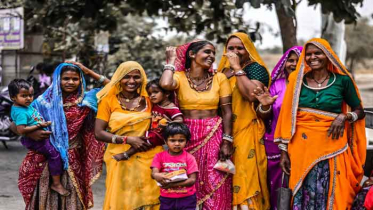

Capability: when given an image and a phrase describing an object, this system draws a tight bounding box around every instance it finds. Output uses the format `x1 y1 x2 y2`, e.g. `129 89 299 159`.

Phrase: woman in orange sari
257 38 366 209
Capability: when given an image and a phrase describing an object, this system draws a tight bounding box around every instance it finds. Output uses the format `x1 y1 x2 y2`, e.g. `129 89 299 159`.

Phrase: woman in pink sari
160 41 234 209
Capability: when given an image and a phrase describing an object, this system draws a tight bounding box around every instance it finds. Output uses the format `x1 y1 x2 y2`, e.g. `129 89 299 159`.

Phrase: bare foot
51 183 70 196
112 153 126 161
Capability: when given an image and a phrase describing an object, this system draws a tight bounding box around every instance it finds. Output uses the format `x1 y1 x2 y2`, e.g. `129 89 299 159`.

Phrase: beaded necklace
118 93 142 111
186 71 213 92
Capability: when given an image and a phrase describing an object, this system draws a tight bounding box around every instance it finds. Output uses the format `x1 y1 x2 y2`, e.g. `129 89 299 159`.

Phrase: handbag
277 173 292 210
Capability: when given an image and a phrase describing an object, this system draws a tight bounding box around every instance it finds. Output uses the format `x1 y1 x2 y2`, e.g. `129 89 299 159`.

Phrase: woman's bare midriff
182 109 218 119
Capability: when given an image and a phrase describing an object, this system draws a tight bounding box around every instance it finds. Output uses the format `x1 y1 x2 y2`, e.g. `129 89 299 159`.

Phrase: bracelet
122 136 128 144
223 133 233 143
347 112 358 122
220 102 232 106
235 70 246 76
164 64 175 72
122 152 129 160
111 135 118 144
258 104 272 114
98 75 106 83
278 143 288 152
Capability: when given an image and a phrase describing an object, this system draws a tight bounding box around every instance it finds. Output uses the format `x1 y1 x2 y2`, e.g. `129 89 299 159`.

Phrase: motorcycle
0 86 20 149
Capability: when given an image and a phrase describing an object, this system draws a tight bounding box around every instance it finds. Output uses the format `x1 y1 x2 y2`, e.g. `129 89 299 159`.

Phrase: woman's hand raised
225 52 241 71
252 86 278 106
127 136 152 152
165 46 177 65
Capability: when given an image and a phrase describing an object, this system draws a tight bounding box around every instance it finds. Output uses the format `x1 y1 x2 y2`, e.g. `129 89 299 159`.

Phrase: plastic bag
156 169 188 186
213 160 236 174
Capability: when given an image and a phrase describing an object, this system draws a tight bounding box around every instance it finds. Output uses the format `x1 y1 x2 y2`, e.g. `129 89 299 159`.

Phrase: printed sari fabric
274 38 366 209
217 32 271 210
184 116 232 210
96 61 163 210
265 46 302 209
19 93 105 210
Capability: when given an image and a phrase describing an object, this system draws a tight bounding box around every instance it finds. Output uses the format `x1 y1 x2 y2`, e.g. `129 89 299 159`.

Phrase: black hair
163 122 191 142
8 79 32 98
61 65 80 75
185 41 214 69
146 79 165 93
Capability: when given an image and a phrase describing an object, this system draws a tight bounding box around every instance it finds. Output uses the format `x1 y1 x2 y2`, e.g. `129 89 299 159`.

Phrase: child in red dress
113 79 183 161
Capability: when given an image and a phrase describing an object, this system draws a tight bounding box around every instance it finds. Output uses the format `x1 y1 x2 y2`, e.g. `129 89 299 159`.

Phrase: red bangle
122 136 128 144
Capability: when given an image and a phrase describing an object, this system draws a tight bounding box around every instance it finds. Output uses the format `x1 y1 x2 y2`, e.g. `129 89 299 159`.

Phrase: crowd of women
14 31 368 210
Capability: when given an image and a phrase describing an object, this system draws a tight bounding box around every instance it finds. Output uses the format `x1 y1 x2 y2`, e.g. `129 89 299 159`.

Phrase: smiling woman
160 40 234 209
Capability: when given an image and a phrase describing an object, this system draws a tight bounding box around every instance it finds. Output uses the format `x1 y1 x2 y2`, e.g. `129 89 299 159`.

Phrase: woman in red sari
17 63 107 210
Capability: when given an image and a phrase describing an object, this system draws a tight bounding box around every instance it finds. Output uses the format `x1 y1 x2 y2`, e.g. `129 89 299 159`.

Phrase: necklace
311 72 330 87
118 94 142 111
303 72 336 90
186 71 213 92
120 93 138 102
63 96 83 108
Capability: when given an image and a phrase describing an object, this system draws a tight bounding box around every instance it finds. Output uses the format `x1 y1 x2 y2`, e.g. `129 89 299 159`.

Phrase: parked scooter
0 86 20 149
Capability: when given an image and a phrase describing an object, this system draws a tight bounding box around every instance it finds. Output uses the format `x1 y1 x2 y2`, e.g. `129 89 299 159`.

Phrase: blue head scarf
32 63 99 169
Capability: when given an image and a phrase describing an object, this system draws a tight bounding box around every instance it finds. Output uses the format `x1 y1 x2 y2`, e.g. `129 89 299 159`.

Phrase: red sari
18 94 105 210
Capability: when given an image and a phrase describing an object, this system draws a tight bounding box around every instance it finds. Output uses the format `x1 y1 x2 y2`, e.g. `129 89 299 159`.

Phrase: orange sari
274 38 366 209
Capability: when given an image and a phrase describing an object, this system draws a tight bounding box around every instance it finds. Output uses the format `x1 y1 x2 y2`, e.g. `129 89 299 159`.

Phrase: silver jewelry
123 152 129 160
98 75 106 83
278 143 288 152
234 70 246 76
111 135 118 144
164 64 175 72
348 112 358 122
302 72 336 90
223 134 233 142
258 104 272 114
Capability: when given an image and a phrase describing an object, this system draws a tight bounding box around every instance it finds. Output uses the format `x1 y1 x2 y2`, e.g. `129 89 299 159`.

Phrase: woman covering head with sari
160 40 234 209
95 61 163 210
18 63 106 209
271 38 366 209
217 32 271 210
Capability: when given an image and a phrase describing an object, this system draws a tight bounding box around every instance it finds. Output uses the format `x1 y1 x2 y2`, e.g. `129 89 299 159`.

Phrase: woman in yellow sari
95 61 163 210
217 32 271 210
268 38 366 209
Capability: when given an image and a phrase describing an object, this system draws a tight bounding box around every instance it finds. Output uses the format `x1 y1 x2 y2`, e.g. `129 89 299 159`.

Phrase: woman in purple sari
263 46 302 209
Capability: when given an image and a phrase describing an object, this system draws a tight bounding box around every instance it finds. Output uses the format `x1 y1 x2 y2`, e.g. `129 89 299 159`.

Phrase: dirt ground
0 141 106 210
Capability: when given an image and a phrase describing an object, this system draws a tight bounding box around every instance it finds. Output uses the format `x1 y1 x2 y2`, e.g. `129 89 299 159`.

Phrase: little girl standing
151 122 198 210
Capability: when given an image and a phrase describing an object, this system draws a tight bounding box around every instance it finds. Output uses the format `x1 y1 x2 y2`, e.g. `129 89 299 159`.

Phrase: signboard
0 7 24 50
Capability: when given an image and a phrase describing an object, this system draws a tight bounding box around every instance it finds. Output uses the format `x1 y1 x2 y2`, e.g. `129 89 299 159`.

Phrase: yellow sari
97 61 163 210
218 32 271 209
274 38 366 209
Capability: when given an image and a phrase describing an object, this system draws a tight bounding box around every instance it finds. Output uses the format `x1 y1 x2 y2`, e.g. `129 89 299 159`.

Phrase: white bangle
347 112 358 122
278 143 288 152
98 75 106 83
164 64 175 72
111 135 118 144
223 134 233 143
258 104 272 114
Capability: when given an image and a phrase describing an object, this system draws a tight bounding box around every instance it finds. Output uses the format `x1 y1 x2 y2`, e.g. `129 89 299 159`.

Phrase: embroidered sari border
292 144 348 196
298 108 338 118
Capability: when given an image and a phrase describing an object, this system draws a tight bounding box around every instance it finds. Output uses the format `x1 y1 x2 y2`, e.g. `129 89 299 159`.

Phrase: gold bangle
220 102 232 106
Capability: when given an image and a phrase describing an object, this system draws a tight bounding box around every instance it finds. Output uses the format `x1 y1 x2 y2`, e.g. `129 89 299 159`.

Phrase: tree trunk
275 5 298 53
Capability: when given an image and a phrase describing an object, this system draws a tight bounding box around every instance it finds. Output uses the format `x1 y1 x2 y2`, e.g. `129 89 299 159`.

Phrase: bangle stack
257 104 272 114
111 135 118 144
347 112 358 122
223 133 233 143
98 75 107 84
278 143 288 152
164 64 176 72
235 70 246 76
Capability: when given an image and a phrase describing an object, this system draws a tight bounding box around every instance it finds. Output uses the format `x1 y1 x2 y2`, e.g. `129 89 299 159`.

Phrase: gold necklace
118 95 142 111
63 96 83 108
186 71 213 92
